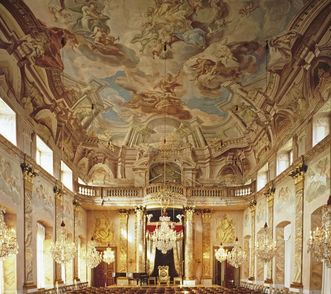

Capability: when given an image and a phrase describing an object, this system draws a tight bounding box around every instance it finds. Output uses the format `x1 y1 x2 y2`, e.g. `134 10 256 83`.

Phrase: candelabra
85 237 102 268
227 238 247 268
308 195 331 266
255 222 277 262
0 208 18 260
50 221 76 264
215 243 228 263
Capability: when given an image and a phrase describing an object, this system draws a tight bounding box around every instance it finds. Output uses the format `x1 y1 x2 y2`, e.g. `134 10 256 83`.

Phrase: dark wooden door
224 260 235 288
92 247 116 287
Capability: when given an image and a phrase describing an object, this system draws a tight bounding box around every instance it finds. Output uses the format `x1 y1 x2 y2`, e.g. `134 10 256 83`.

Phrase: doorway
91 247 116 287
213 246 240 288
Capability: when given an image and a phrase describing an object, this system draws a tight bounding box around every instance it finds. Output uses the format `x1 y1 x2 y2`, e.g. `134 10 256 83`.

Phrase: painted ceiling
23 0 305 148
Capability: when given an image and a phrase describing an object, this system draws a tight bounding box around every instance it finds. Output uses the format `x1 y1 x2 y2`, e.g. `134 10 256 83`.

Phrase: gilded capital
184 206 195 221
289 158 307 184
202 209 212 223
20 162 37 183
249 199 257 212
119 209 129 221
53 184 63 200
265 184 275 201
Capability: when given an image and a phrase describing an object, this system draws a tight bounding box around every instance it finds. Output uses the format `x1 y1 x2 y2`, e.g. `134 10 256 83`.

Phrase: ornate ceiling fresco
1 0 330 185
23 0 304 144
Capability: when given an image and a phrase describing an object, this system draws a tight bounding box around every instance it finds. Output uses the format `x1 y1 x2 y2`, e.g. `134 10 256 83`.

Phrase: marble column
249 200 257 280
289 159 307 289
202 210 212 279
53 185 63 284
265 186 275 283
73 200 80 281
21 162 37 292
184 207 194 280
135 206 145 272
118 210 129 272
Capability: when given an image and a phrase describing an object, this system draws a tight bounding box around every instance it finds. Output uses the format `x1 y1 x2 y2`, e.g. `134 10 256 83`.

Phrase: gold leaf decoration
216 215 236 244
93 217 114 244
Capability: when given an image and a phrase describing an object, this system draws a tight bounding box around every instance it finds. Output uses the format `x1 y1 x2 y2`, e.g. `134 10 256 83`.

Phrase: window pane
0 98 16 145
36 136 53 175
61 161 73 191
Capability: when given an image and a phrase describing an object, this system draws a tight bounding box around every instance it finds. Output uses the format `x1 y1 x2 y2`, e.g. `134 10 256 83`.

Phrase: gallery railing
77 182 255 199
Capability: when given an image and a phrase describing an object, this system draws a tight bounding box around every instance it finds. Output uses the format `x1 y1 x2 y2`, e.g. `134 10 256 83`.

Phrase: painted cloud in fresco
24 0 304 140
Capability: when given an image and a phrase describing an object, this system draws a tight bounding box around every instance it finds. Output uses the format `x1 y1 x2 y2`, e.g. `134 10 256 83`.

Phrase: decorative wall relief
33 178 54 216
243 210 250 235
93 217 114 244
305 153 330 203
0 153 21 204
256 197 266 228
62 195 74 231
216 214 236 244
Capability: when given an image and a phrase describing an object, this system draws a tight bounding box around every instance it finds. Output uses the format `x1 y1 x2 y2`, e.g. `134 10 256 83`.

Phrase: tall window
276 139 293 175
0 98 16 145
312 115 330 146
257 163 268 191
61 161 73 191
37 223 45 288
36 136 53 175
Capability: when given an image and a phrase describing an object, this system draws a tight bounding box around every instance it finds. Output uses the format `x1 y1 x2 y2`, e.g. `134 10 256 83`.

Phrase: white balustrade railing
77 182 255 199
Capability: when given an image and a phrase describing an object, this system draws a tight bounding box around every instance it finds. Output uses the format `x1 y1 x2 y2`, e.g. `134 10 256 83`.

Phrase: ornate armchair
158 265 170 285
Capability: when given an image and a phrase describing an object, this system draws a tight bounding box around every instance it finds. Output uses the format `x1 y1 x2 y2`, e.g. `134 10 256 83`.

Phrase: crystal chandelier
103 245 115 264
51 221 76 264
215 243 228 263
255 222 277 262
0 208 18 260
151 213 179 254
227 238 247 268
308 195 331 266
85 237 102 268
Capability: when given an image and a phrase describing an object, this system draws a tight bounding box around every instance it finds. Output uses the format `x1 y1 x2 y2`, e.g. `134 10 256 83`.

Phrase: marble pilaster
184 207 194 280
118 210 129 272
21 162 37 292
289 159 307 289
135 206 145 272
73 201 80 281
265 186 275 283
249 200 257 280
201 210 211 279
53 185 63 284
